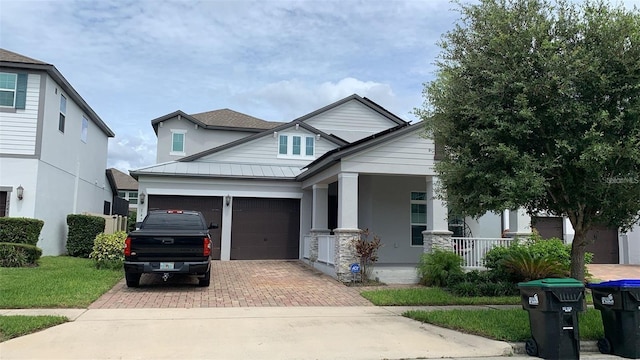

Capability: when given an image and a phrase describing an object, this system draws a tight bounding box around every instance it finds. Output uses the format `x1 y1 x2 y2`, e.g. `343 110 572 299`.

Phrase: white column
221 196 233 261
508 208 532 239
423 176 453 252
312 184 329 230
337 172 358 230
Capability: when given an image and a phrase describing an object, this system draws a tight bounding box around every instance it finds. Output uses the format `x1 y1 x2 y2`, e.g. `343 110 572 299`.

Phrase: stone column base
333 228 362 282
422 230 454 253
309 229 330 263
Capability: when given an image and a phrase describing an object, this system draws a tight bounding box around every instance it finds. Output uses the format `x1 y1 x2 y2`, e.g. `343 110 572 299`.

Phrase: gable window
0 73 17 107
277 134 316 159
59 95 66 133
128 191 138 205
171 130 186 155
410 191 427 246
81 116 88 143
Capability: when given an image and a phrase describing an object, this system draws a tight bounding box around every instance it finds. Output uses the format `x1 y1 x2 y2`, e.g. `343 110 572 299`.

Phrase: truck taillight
125 237 132 256
203 237 211 257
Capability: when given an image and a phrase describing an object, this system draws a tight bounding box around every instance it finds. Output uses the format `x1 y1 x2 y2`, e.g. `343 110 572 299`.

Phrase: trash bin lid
587 279 640 289
518 278 584 288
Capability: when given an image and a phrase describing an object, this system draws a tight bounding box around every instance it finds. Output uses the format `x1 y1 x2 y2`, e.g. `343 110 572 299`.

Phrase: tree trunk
570 231 587 281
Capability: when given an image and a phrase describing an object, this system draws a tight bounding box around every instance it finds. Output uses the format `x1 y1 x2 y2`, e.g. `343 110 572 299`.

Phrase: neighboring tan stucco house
0 49 115 255
132 94 640 283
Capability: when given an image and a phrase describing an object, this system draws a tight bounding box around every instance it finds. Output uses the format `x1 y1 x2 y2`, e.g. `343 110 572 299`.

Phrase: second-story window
0 73 17 107
277 134 315 158
81 116 88 143
59 95 66 133
171 130 186 155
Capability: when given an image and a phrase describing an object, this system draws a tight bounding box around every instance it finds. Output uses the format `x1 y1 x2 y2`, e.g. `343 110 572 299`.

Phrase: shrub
66 214 105 258
0 243 42 267
417 249 464 287
501 250 569 282
90 231 127 270
449 281 480 297
353 229 383 281
0 217 44 246
127 211 137 233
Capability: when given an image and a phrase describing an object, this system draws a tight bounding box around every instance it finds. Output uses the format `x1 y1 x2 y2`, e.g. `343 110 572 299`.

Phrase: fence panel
451 237 516 268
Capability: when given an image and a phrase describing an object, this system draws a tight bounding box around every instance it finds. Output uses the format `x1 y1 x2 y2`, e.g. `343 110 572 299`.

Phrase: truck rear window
142 212 205 230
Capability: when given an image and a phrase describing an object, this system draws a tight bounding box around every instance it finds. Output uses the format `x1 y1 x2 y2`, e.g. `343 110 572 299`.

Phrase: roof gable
107 168 138 190
294 94 408 126
151 109 282 135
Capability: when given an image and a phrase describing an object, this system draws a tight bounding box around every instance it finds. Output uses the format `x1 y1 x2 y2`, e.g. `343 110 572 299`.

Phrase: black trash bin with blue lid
518 278 585 359
587 279 640 359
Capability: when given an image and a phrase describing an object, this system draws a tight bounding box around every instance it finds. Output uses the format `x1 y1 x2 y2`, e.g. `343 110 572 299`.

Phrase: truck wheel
198 269 210 287
525 338 538 356
125 272 141 287
597 338 611 354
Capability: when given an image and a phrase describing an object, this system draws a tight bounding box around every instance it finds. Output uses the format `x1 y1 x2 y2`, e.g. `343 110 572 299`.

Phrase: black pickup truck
124 210 218 287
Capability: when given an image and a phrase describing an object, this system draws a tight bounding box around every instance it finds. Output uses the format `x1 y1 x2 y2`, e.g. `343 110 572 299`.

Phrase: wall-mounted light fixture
273 131 278 138
225 194 231 206
139 192 146 204
16 185 24 200
316 134 321 140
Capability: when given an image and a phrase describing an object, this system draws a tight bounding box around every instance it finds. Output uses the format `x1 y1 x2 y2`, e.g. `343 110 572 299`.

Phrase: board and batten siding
342 130 436 175
198 126 338 167
0 73 40 155
304 100 400 142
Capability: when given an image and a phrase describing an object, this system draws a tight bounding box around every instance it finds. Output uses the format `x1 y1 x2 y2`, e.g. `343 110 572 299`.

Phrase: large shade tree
419 0 640 281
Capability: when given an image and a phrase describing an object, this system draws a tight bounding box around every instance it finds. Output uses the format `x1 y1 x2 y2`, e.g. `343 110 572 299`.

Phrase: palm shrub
417 249 464 287
501 249 569 282
90 231 127 270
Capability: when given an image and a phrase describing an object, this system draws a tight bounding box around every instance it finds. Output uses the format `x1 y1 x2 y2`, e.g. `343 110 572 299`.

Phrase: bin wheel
597 338 612 354
525 338 538 356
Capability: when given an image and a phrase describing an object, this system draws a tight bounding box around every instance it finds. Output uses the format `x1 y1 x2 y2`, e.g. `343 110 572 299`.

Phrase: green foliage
0 217 44 246
66 214 105 258
501 250 568 281
418 0 640 281
417 249 464 287
127 211 137 233
89 231 127 270
360 286 520 306
0 243 42 267
353 229 383 281
0 315 68 342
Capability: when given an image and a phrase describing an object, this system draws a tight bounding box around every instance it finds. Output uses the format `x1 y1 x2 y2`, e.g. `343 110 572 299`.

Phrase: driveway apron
90 260 372 308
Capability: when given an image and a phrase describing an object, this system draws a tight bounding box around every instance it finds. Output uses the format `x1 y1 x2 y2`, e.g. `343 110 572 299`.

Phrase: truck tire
125 272 141 287
198 269 210 287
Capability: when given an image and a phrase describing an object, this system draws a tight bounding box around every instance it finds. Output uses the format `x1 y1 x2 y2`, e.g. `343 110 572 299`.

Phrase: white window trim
170 129 187 155
410 191 427 247
81 116 89 143
277 133 315 159
0 72 17 108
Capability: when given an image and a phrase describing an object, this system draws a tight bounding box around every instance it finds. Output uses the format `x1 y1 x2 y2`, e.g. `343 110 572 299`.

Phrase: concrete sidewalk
1 306 514 360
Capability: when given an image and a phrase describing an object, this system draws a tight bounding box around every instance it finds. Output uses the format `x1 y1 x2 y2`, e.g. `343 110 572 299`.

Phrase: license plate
159 262 174 270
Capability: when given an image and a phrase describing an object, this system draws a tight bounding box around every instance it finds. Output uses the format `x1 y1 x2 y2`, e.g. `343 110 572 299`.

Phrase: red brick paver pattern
588 264 640 282
90 260 373 309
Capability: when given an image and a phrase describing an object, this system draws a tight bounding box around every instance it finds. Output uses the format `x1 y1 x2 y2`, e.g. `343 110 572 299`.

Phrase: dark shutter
15 73 28 109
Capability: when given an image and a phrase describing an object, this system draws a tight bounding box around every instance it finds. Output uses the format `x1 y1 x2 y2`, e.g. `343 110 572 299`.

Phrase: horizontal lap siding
342 131 436 175
0 73 40 155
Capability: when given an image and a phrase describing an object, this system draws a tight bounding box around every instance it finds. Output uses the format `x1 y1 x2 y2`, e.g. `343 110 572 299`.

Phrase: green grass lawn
361 287 521 305
0 256 123 308
0 315 68 342
404 308 603 342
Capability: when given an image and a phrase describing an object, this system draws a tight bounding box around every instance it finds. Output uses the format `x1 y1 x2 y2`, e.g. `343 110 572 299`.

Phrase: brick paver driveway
90 260 373 309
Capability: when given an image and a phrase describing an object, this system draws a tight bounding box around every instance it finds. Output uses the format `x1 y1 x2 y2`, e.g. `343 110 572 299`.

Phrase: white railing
317 234 336 265
451 237 516 268
303 235 311 259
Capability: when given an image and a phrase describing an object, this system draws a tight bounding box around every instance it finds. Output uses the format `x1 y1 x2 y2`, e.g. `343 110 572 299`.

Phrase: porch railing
451 237 516 269
317 234 336 265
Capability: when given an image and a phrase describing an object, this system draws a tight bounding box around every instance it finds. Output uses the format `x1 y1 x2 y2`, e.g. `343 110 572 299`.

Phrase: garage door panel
231 198 300 260
585 226 619 264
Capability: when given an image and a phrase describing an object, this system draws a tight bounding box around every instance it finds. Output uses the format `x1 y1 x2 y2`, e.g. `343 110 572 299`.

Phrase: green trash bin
587 279 640 359
518 278 586 359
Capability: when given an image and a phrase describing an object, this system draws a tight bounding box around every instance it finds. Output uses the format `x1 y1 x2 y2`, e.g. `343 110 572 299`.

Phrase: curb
510 341 599 354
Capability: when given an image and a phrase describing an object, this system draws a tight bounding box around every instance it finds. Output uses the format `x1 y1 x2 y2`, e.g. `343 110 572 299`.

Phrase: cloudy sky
1 0 636 173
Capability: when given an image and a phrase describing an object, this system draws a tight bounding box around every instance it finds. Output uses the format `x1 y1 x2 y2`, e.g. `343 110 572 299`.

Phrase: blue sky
1 0 637 172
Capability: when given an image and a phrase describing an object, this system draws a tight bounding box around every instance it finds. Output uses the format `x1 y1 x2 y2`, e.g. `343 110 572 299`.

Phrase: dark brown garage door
231 197 300 260
585 226 619 264
532 216 564 240
147 195 223 260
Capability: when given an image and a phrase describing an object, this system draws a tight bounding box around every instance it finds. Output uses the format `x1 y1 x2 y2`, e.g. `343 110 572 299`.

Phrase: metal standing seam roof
130 162 303 180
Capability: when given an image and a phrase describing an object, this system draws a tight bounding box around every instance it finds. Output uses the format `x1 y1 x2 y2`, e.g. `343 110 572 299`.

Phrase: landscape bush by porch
353 229 382 281
90 231 127 269
417 249 464 287
0 217 44 246
66 214 105 258
0 243 42 267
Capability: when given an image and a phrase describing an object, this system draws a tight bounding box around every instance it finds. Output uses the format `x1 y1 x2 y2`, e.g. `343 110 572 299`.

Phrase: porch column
507 208 532 241
423 176 453 253
309 184 330 262
334 172 360 282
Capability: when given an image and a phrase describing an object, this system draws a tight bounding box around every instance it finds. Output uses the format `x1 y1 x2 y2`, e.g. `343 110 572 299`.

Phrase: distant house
106 168 138 213
132 94 640 283
0 49 115 255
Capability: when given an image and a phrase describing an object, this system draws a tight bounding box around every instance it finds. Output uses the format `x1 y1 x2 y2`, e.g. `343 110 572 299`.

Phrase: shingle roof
190 109 283 130
107 168 138 190
0 48 48 65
